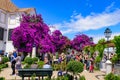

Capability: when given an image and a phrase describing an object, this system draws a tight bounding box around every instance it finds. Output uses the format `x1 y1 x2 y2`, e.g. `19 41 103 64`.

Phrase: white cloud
54 5 120 35
91 32 120 43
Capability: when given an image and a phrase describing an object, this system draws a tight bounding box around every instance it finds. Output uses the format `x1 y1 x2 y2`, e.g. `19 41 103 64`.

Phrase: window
9 15 16 24
8 29 13 41
0 27 4 40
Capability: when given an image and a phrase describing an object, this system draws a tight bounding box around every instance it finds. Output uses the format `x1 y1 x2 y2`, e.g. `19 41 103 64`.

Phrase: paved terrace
0 62 105 80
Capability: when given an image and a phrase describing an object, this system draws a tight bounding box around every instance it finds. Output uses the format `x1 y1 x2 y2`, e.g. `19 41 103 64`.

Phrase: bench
18 69 53 80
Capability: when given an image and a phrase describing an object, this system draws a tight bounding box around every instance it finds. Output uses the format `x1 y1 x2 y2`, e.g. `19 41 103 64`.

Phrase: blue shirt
13 52 17 58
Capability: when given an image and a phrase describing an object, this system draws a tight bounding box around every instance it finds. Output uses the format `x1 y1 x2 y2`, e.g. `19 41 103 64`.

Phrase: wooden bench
18 69 53 80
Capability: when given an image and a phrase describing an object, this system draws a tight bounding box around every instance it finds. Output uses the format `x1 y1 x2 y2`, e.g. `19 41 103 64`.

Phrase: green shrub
64 74 73 80
54 76 69 80
95 56 101 63
52 64 60 71
24 57 33 65
24 64 31 69
0 64 8 68
2 57 9 63
111 55 118 64
79 75 86 80
21 61 26 65
0 66 2 72
0 77 5 80
104 73 120 80
32 57 38 62
67 61 84 74
60 61 66 71
37 61 44 68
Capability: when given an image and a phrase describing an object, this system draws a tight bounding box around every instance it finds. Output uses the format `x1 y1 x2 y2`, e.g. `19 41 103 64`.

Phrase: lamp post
104 28 112 74
104 28 112 59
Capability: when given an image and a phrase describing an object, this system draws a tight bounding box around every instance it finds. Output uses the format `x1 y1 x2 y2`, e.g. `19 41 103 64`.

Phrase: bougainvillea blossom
71 34 94 51
11 15 53 53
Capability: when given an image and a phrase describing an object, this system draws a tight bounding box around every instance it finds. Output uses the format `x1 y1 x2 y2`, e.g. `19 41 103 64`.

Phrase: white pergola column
106 60 112 74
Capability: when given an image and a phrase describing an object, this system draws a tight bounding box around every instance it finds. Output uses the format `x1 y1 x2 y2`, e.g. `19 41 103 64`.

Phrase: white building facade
0 0 36 53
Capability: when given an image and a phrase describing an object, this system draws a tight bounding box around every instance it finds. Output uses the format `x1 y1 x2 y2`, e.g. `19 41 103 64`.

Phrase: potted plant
66 61 84 79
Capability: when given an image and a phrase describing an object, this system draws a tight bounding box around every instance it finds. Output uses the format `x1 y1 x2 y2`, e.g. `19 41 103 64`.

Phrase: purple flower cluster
51 30 71 53
11 15 52 53
11 14 94 54
71 34 94 51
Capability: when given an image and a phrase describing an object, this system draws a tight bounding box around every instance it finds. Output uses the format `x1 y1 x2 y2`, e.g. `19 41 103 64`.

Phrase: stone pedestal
106 60 112 74
100 60 106 72
32 47 36 58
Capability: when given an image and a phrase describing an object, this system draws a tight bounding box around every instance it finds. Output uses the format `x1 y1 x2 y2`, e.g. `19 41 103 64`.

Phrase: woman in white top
15 53 22 70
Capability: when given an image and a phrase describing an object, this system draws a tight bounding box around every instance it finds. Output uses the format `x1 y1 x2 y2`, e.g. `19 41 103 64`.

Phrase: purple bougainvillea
11 15 54 53
11 15 94 54
51 30 71 53
71 34 94 51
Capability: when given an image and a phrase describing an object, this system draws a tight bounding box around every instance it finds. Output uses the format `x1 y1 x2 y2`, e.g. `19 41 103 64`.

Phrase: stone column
106 60 112 74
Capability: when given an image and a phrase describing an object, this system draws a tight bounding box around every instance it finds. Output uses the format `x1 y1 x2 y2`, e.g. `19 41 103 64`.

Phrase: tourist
58 54 62 64
84 55 88 71
43 57 51 68
61 53 66 62
13 50 17 58
89 60 94 73
4 52 8 57
0 55 2 64
15 52 22 74
66 52 71 63
10 52 16 75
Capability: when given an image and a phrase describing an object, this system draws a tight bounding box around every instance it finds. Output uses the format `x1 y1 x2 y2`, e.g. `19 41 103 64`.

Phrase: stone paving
0 62 105 80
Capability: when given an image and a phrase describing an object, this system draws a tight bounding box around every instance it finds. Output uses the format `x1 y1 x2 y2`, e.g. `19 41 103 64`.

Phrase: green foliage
2 57 9 63
111 55 118 64
84 46 90 53
0 64 8 68
31 73 36 80
0 66 2 72
0 77 5 80
24 57 33 65
60 61 67 71
52 76 69 80
56 52 59 59
32 57 38 62
113 35 120 56
89 46 96 57
21 61 26 65
98 38 105 44
95 56 101 70
79 75 86 80
52 64 61 71
37 61 44 68
67 61 83 74
95 56 101 63
95 39 106 58
104 73 120 80
23 64 31 69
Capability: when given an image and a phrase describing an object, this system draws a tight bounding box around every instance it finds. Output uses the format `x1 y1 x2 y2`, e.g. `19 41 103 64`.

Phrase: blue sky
12 0 120 43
